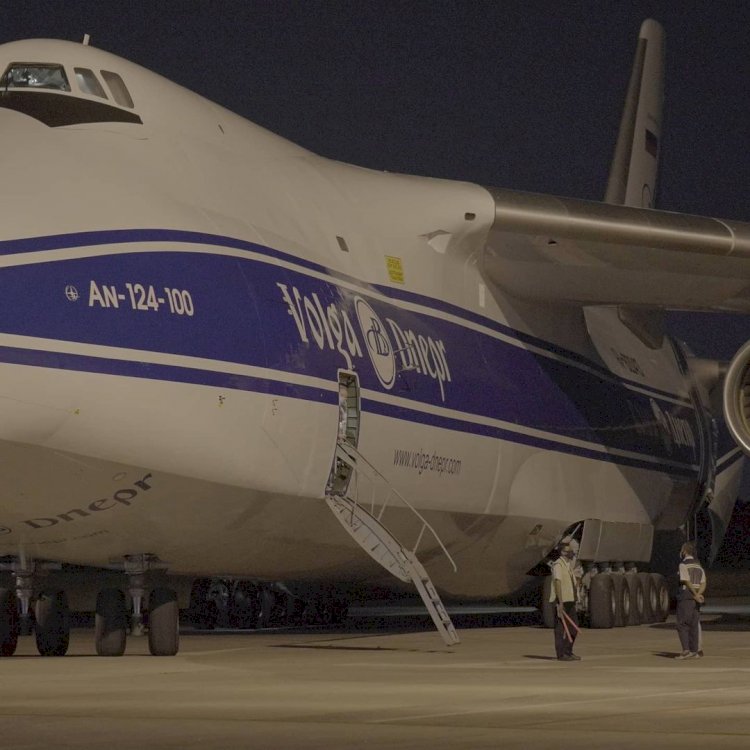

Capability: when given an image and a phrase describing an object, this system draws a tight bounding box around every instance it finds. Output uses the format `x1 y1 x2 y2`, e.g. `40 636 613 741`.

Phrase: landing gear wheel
0 587 19 657
638 572 656 623
624 573 643 625
541 577 556 628
312 594 349 626
256 586 274 629
285 595 307 626
35 590 70 656
589 573 615 628
331 598 349 624
230 581 260 629
651 573 669 622
148 587 179 656
612 575 630 627
189 578 218 630
95 588 127 656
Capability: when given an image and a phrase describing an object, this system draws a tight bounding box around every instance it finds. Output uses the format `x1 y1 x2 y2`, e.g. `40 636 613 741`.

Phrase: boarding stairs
325 439 460 646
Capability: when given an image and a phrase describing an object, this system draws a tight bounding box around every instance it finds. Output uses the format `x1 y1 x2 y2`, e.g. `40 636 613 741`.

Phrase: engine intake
723 340 750 455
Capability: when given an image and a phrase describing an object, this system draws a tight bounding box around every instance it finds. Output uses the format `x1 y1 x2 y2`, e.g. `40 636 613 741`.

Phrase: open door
327 370 360 496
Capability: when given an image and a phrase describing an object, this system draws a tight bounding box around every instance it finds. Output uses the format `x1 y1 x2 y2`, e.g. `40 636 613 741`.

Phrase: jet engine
723 340 750 455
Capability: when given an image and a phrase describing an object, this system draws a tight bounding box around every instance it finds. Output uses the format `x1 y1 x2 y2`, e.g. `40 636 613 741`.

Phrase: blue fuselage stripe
0 228 688 401
0 229 705 478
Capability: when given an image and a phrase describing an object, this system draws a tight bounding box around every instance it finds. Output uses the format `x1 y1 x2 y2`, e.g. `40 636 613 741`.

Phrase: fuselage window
1 63 70 91
74 67 107 99
100 70 134 108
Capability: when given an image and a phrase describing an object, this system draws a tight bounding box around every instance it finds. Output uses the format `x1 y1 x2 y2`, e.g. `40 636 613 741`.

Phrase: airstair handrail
335 440 458 573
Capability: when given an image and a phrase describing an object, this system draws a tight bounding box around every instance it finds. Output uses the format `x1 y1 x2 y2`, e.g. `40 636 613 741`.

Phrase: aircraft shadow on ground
341 611 541 634
651 613 750 632
264 613 541 652
176 610 542 640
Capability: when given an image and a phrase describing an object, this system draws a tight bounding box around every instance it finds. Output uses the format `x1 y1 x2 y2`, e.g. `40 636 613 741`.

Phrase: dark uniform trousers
676 597 700 653
554 601 578 658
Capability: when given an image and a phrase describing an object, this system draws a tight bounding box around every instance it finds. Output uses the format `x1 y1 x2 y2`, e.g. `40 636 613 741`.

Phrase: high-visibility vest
680 557 706 590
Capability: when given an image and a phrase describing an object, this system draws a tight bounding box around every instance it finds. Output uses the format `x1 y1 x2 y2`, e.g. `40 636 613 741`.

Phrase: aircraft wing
483 186 750 311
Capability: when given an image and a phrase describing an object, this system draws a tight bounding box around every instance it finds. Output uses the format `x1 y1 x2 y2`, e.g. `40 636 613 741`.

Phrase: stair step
326 493 459 646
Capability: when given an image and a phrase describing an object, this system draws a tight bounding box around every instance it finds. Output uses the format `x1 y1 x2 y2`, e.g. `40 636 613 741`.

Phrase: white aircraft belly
0 360 695 598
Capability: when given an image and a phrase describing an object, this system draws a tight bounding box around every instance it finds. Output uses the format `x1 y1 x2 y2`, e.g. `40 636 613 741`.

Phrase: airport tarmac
3 605 750 749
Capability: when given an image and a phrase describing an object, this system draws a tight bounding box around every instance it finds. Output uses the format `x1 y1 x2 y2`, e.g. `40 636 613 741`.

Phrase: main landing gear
188 578 347 630
542 566 670 629
0 554 180 657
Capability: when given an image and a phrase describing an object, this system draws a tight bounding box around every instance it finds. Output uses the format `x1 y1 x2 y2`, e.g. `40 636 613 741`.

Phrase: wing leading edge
483 187 750 311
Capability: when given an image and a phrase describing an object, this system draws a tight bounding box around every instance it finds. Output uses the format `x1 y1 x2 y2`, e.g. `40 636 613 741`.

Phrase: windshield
1 63 71 91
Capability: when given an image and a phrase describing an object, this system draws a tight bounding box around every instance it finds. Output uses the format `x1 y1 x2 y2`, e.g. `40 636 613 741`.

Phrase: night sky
2 2 749 357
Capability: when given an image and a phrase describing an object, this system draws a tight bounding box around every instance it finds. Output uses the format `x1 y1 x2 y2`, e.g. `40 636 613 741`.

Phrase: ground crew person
550 542 580 661
675 541 706 659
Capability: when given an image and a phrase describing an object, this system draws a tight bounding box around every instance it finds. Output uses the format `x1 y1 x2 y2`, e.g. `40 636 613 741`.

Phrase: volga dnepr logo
649 399 696 451
354 297 396 390
1 474 154 535
276 282 452 400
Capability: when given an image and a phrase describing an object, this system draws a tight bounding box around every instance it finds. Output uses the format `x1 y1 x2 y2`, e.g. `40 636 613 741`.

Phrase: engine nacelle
723 340 750 455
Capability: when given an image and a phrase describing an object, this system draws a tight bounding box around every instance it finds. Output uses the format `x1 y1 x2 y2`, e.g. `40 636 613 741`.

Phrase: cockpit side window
1 63 71 91
74 68 107 99
100 70 134 108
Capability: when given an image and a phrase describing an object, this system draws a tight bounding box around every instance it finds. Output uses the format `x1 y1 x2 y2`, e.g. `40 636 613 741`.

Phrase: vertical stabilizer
604 19 664 208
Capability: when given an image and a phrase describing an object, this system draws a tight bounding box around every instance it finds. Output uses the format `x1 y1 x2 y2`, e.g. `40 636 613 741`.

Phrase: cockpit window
1 63 70 91
74 68 107 99
100 70 134 108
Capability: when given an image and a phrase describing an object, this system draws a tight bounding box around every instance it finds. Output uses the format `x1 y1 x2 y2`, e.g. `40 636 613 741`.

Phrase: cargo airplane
0 19 747 655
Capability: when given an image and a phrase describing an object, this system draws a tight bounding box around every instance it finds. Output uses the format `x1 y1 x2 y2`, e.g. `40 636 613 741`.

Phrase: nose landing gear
0 559 69 657
0 554 180 657
94 554 179 657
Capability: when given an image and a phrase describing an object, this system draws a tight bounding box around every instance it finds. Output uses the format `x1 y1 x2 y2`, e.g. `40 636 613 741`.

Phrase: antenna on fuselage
82 34 91 46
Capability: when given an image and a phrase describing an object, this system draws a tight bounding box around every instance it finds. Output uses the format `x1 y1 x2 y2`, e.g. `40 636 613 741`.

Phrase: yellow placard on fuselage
386 256 404 284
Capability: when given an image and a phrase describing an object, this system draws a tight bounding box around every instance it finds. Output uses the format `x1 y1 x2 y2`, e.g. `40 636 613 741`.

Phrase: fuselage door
327 371 360 496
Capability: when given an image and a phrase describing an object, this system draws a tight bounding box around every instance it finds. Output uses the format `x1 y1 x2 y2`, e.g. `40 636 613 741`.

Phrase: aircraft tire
256 586 274 629
188 578 218 630
34 590 70 656
589 573 615 628
285 593 307 626
541 576 556 628
0 587 19 657
230 581 260 629
330 598 349 624
651 573 670 622
315 594 349 625
638 572 656 623
612 574 630 627
95 588 127 656
148 587 179 656
624 573 643 625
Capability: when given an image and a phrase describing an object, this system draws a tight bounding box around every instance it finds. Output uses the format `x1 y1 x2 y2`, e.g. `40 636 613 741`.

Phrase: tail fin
604 19 664 208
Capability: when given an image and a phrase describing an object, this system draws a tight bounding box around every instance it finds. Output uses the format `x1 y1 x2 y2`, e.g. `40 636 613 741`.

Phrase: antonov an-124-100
0 19 747 655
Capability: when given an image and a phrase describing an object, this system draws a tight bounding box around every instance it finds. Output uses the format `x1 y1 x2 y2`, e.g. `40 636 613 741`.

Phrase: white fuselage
0 39 740 599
